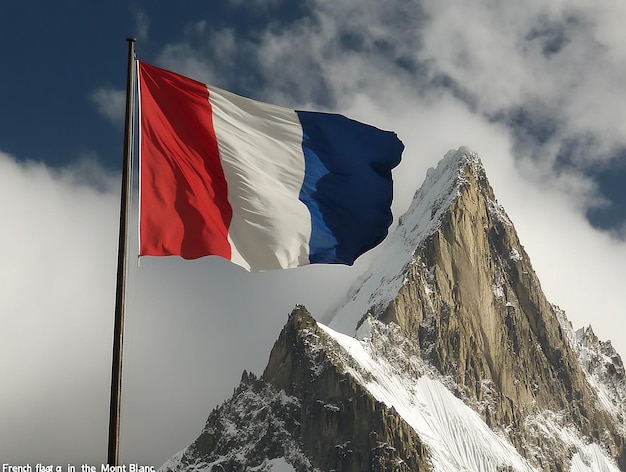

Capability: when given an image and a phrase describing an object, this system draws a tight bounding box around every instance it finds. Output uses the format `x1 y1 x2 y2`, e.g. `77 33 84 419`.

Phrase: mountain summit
161 148 626 471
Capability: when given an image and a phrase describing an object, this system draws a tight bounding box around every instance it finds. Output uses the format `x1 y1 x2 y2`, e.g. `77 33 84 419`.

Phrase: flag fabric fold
138 60 403 271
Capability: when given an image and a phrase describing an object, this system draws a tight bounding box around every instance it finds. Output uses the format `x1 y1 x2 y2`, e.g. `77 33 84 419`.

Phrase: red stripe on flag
139 61 232 260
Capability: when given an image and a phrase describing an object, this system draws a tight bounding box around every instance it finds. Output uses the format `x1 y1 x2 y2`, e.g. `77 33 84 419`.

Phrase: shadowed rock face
161 148 626 472
262 306 432 472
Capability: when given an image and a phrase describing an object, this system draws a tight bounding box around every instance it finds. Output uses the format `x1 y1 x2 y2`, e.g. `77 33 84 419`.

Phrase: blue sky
2 0 626 467
0 2 304 167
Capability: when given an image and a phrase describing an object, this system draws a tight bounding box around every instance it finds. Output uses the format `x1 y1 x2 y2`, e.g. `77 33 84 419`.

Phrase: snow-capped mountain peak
160 148 626 472
328 146 501 337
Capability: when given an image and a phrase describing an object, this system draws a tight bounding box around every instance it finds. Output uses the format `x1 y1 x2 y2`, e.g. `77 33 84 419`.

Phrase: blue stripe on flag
296 111 404 265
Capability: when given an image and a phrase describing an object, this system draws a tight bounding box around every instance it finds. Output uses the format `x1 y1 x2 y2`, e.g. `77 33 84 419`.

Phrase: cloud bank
0 153 118 463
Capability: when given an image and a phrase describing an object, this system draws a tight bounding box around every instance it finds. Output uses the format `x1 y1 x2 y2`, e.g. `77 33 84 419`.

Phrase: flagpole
108 37 136 466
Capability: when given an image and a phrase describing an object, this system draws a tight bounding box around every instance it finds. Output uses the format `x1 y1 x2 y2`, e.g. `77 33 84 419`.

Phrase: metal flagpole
108 37 136 465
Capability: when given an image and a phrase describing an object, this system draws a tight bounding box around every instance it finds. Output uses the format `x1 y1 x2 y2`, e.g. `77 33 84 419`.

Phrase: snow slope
318 322 536 471
318 321 621 472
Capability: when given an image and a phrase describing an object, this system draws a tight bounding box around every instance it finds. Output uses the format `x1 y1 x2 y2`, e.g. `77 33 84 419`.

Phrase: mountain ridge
161 147 626 471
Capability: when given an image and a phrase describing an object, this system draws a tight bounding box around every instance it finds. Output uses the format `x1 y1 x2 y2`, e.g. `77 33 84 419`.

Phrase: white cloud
158 28 235 87
90 87 126 127
0 152 119 464
133 7 150 41
417 0 626 164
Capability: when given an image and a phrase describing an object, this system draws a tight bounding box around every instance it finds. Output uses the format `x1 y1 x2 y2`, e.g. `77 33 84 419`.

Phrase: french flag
138 61 403 271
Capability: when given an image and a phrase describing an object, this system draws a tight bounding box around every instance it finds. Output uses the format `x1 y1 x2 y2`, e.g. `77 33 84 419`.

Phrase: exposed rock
263 306 431 472
160 368 316 472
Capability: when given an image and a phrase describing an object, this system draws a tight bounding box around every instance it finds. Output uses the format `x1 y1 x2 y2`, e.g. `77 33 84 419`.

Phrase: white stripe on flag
207 85 313 271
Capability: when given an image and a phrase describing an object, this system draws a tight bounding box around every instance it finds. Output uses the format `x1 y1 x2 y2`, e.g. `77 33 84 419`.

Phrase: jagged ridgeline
161 148 626 472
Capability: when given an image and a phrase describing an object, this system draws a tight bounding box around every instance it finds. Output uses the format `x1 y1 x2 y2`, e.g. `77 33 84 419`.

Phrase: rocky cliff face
162 306 431 472
334 149 625 468
161 148 626 472
262 306 431 472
